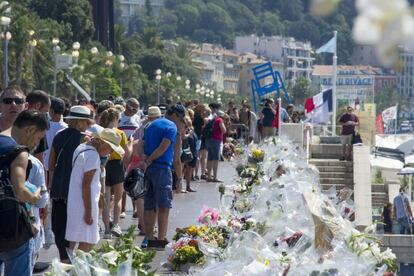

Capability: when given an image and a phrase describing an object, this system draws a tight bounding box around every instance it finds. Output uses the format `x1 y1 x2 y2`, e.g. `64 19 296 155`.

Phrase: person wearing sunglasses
0 86 26 133
119 98 142 139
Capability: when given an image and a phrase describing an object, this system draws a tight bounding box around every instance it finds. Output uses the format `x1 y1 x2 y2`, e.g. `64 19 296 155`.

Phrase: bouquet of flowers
248 147 265 164
167 238 205 271
46 226 155 276
198 206 220 225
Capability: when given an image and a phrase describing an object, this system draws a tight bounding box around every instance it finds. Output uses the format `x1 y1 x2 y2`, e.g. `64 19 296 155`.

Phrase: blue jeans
0 240 32 276
398 217 412 234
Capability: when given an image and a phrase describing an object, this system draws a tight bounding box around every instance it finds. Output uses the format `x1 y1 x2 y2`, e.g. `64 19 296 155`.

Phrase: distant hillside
125 0 357 64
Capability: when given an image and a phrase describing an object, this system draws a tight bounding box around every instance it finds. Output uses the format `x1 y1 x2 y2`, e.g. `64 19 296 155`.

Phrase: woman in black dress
382 202 393 234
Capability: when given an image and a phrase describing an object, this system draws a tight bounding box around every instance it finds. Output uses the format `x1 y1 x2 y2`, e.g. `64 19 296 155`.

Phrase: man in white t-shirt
45 97 68 169
118 98 142 139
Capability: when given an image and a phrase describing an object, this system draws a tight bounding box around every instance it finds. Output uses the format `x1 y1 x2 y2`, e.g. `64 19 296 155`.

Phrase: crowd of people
0 84 309 275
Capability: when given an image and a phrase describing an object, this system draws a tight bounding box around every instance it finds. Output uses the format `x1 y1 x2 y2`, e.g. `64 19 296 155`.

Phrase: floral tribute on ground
165 138 397 275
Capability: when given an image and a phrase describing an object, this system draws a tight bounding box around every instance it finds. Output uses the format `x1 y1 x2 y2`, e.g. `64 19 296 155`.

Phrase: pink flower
198 205 220 225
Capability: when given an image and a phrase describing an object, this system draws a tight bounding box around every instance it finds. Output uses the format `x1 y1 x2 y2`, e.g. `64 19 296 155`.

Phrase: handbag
352 131 363 145
181 138 193 163
123 168 146 200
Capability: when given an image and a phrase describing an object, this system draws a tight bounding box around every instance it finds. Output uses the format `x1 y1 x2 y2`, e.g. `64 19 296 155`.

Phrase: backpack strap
0 145 29 167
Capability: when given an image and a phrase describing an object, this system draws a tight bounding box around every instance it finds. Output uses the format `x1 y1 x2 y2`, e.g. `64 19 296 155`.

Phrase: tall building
118 0 164 24
397 46 414 118
234 35 314 83
351 45 382 67
312 65 397 109
191 43 241 94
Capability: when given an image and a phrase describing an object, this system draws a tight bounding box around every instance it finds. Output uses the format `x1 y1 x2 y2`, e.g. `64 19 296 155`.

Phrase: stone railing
381 235 414 263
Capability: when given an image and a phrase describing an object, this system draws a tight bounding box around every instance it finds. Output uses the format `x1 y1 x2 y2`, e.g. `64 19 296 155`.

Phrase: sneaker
103 231 112 239
201 174 207 180
212 178 223 183
120 212 126 219
186 188 197 192
132 212 138 218
111 224 122 237
141 237 149 249
194 175 200 181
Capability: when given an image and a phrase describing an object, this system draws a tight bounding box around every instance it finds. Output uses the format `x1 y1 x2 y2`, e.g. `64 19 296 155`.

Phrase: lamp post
28 30 37 92
90 47 99 100
52 38 60 96
119 61 125 98
1 15 10 89
185 79 190 90
155 69 162 105
72 41 80 65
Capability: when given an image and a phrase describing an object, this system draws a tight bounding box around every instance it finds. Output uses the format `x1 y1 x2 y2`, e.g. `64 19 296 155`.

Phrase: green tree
175 4 200 37
29 0 95 45
289 77 312 105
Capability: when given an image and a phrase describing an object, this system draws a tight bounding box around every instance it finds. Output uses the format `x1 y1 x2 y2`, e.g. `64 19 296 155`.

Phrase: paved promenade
36 162 237 274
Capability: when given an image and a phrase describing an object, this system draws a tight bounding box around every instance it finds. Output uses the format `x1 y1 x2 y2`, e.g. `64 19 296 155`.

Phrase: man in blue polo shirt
141 104 185 249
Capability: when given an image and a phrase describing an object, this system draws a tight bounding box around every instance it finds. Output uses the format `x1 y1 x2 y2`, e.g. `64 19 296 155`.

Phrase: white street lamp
52 38 60 96
211 90 215 95
28 30 35 36
119 55 125 62
106 51 113 57
176 76 181 81
120 62 125 69
166 72 172 78
196 84 200 89
185 79 190 85
155 69 162 105
72 41 80 50
105 59 113 66
185 85 190 90
0 16 10 27
90 47 99 55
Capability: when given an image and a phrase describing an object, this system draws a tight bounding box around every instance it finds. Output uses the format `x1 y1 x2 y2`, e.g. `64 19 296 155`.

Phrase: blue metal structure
250 62 291 112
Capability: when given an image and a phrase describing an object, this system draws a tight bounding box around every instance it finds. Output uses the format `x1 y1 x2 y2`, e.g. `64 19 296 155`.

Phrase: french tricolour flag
304 89 333 124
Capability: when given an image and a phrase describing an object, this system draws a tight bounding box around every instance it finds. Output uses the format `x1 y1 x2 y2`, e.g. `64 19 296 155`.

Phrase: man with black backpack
0 110 49 276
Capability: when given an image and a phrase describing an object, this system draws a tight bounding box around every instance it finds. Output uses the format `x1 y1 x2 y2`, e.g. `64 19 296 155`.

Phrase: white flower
311 0 341 16
102 251 119 266
380 248 397 261
353 0 414 66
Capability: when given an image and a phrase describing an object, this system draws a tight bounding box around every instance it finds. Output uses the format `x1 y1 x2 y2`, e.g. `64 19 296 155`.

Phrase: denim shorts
144 166 173 210
206 139 221 161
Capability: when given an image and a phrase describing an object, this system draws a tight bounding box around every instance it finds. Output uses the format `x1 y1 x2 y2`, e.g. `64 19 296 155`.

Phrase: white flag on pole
382 105 397 124
316 36 337 54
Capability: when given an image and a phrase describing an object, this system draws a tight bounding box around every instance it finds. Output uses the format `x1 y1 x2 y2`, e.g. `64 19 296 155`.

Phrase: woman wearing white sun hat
48 105 94 262
66 128 124 253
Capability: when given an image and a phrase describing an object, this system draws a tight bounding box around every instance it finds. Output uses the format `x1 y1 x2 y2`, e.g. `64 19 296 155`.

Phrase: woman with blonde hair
193 104 211 180
99 107 130 238
182 116 198 192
